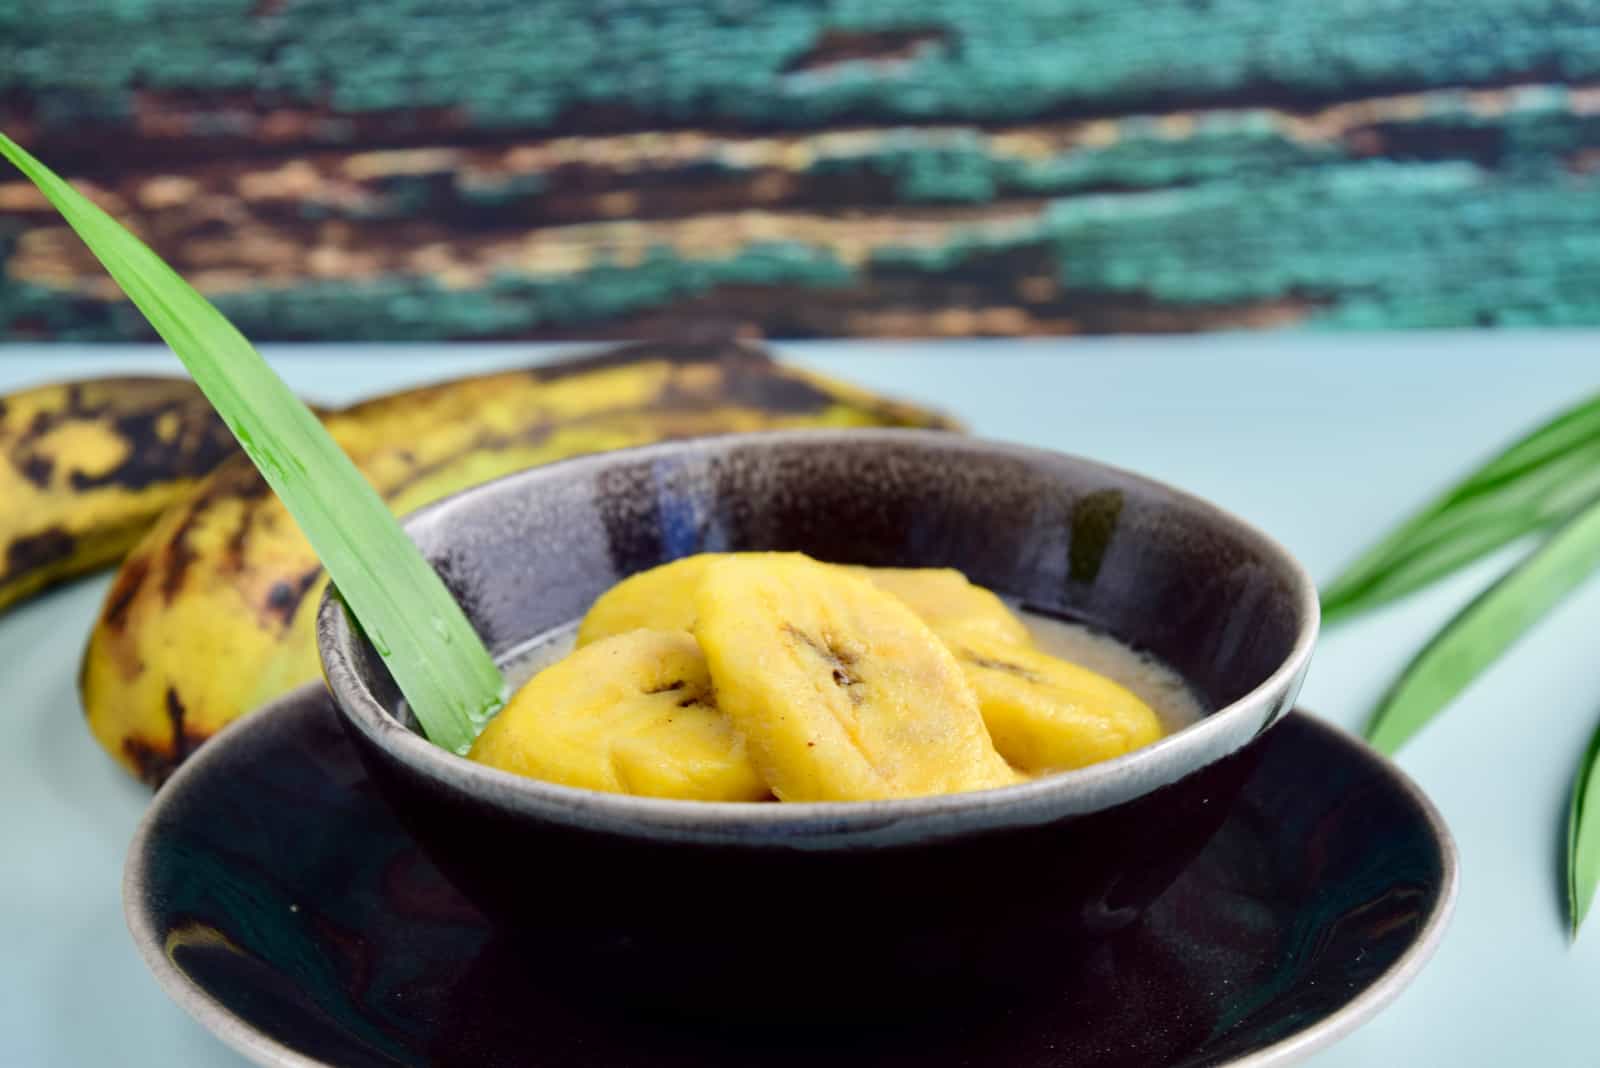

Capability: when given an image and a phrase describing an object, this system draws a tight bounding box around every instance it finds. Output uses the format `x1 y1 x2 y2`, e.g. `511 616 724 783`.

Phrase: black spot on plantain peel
120 687 208 787
4 527 76 583
0 376 243 613
264 567 324 629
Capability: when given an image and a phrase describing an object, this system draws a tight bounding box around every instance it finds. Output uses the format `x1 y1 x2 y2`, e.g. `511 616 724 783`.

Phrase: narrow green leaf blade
0 132 502 754
1322 393 1600 624
1568 715 1600 937
1366 494 1600 754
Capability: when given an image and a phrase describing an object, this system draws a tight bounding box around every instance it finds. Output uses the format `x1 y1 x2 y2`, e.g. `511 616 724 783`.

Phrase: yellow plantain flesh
693 555 1020 801
468 629 768 801
940 630 1164 775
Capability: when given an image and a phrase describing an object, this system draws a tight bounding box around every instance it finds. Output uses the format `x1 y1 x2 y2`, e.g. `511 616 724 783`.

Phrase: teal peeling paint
11 1 1600 134
830 119 1336 203
455 172 548 209
0 240 854 341
222 87 1600 230
13 2 1600 335
15 161 1600 338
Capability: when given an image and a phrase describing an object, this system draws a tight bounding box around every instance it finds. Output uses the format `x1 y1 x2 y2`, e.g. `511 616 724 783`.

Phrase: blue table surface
2 333 1598 1066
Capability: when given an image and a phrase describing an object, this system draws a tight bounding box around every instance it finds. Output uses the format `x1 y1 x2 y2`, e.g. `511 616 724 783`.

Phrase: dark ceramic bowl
317 429 1318 1018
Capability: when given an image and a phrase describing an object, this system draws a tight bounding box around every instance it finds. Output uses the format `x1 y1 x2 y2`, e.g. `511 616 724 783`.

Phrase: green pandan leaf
1365 494 1600 755
1322 394 1600 624
1568 715 1600 937
0 132 503 754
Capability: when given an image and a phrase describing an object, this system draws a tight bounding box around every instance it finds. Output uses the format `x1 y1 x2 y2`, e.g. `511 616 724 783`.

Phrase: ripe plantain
468 629 768 801
693 555 1019 801
81 340 958 784
940 630 1164 775
0 377 239 612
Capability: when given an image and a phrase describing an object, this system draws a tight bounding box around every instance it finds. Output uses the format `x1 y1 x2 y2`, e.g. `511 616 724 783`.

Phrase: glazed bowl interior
320 428 1318 831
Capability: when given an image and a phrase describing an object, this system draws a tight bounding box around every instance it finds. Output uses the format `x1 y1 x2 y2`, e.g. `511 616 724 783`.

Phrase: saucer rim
124 685 1459 1068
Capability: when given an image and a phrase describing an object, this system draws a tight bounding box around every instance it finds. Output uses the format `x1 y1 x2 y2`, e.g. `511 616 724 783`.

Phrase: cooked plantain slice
694 555 1020 801
468 629 770 801
577 552 820 646
844 565 1032 647
575 555 718 647
940 631 1163 775
580 555 1032 652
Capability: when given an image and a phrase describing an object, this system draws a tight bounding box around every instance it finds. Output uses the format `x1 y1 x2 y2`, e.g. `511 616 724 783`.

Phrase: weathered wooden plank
6 2 1600 337
8 157 1600 337
9 0 1600 147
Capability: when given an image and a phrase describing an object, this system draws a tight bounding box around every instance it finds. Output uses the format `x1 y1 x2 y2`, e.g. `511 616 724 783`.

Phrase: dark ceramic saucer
127 686 1454 1068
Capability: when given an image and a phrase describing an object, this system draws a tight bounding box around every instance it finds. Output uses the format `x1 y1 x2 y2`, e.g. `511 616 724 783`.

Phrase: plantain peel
80 341 958 785
0 377 239 612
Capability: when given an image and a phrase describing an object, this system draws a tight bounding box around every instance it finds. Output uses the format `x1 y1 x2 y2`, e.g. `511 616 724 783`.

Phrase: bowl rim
318 427 1320 843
